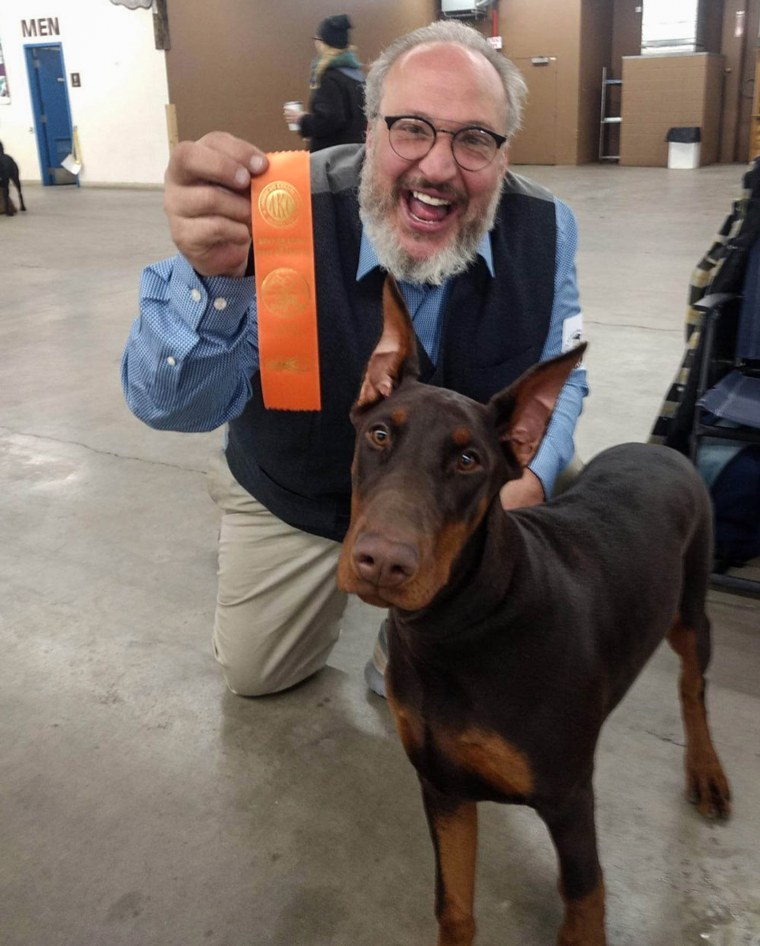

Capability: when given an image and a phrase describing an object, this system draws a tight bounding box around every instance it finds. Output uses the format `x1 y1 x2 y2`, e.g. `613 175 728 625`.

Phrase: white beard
358 156 503 286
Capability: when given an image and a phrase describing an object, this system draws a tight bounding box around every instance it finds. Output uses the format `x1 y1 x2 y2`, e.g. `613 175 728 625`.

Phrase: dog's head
337 277 584 610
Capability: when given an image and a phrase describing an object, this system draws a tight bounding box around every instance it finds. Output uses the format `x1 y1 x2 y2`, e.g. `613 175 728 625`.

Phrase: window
641 0 701 55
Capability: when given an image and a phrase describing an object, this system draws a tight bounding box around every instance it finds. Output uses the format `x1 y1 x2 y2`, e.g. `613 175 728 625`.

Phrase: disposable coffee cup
285 101 302 132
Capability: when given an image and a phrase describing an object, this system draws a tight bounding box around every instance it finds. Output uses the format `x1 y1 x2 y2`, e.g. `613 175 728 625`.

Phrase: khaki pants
206 451 348 696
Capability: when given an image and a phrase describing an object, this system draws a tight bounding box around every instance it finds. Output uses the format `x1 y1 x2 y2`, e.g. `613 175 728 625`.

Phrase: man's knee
213 645 315 697
221 663 307 697
212 620 340 697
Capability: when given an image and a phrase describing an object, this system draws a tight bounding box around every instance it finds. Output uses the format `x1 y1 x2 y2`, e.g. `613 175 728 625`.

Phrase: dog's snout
353 532 419 588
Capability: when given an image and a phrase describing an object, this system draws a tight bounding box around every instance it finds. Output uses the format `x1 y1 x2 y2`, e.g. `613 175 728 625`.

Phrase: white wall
0 1 170 185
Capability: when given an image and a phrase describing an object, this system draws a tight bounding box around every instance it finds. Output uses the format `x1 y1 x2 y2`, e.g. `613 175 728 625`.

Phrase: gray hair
364 20 527 140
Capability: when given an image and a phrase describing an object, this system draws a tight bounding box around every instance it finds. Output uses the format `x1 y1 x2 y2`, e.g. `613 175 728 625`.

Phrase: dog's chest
389 693 536 802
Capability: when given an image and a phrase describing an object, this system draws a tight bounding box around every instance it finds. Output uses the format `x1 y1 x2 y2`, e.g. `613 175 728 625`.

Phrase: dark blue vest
226 145 556 541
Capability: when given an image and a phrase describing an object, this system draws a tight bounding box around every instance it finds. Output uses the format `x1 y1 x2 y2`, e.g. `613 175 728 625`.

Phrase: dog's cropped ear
489 343 586 468
353 276 420 412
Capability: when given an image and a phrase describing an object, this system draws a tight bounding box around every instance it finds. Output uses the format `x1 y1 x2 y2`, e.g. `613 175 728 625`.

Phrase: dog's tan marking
390 406 408 426
388 705 534 800
558 880 606 946
363 520 474 610
435 518 479 564
438 727 535 798
371 507 489 610
452 426 471 447
395 520 473 605
435 802 478 946
667 619 731 818
387 694 425 757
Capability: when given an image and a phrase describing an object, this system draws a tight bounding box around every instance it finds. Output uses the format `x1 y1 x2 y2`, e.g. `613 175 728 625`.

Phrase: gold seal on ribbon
261 267 311 319
257 181 302 229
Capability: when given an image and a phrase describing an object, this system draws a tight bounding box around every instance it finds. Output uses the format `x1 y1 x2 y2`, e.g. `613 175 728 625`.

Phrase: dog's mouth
354 581 435 611
356 587 400 608
337 543 449 612
336 553 418 608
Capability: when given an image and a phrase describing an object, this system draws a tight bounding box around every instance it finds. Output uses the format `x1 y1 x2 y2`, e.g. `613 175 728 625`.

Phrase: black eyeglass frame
382 115 508 171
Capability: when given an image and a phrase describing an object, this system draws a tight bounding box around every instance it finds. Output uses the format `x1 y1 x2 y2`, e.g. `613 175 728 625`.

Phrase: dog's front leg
540 784 606 946
421 779 478 946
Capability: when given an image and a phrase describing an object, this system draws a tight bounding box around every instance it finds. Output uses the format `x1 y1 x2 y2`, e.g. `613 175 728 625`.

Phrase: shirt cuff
169 254 254 338
529 436 563 499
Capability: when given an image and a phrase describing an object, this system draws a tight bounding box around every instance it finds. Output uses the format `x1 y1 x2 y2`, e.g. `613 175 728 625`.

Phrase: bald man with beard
121 20 588 699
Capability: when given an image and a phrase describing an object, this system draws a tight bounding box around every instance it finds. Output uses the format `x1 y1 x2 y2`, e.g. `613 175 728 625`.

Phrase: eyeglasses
383 115 507 172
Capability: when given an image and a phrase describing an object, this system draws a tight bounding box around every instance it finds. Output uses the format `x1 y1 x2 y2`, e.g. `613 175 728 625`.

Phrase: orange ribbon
251 151 321 410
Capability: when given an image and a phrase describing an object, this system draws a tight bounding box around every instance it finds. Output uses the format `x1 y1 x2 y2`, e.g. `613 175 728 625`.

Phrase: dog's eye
457 450 480 472
367 424 390 448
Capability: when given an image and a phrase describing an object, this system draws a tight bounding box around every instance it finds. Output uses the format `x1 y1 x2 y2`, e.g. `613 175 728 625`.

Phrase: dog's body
338 279 730 945
0 142 26 216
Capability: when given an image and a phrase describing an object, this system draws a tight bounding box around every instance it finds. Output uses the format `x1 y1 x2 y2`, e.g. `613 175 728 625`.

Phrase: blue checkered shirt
122 199 587 495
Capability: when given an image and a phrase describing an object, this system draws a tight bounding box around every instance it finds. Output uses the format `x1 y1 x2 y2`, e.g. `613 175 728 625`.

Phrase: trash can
666 127 701 169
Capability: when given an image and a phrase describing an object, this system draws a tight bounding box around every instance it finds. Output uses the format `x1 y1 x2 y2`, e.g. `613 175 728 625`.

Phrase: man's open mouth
407 190 455 224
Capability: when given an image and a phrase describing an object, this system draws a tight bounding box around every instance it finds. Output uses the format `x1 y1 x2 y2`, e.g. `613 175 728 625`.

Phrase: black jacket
299 68 366 152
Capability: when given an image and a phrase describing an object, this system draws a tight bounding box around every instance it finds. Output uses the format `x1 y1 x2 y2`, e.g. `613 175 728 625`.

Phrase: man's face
360 42 510 285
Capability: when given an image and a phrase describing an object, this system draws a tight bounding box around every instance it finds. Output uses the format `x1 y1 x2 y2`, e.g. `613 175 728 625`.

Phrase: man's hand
499 468 545 510
164 132 269 279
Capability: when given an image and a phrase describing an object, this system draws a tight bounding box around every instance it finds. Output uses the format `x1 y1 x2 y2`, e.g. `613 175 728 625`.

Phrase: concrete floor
1 164 759 946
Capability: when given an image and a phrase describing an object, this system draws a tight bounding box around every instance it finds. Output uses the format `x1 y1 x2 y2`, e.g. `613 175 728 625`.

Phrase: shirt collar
356 227 494 282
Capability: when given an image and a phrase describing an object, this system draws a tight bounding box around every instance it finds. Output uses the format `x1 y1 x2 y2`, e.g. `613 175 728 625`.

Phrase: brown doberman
337 278 731 946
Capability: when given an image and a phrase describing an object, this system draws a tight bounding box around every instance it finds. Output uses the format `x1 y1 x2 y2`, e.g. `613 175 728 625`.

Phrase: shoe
364 619 388 698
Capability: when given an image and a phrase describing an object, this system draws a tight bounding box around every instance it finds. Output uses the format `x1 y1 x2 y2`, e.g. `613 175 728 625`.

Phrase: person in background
121 21 588 701
283 13 366 152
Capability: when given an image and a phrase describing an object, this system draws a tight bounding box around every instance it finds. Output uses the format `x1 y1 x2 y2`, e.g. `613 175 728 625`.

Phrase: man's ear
353 275 420 412
488 343 586 468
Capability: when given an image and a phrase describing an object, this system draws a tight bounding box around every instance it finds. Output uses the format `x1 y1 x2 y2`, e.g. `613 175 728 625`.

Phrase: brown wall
701 0 727 51
620 53 726 167
734 0 760 162
164 0 605 166
720 0 750 161
161 0 750 167
500 0 609 165
611 0 642 77
579 0 614 164
165 0 436 150
501 0 583 165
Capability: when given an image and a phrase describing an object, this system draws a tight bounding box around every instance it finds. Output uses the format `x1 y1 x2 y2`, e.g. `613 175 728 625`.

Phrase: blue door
25 44 76 185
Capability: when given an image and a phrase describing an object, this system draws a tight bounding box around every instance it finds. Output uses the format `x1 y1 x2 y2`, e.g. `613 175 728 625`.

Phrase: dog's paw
686 759 732 819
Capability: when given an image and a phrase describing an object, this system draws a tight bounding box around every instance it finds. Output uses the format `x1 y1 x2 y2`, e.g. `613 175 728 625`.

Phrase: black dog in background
0 141 26 216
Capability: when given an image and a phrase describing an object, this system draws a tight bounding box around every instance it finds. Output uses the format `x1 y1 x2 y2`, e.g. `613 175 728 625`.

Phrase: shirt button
190 288 202 303
166 356 176 367
213 297 227 311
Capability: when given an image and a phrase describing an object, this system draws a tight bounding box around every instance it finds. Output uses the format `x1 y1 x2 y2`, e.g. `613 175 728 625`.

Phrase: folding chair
651 159 760 597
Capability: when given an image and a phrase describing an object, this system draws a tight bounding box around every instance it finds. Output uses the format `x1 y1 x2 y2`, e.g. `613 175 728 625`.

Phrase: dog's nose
352 532 419 588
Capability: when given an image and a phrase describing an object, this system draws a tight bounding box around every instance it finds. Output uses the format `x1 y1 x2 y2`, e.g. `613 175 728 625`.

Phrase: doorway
25 43 76 185
508 57 558 166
